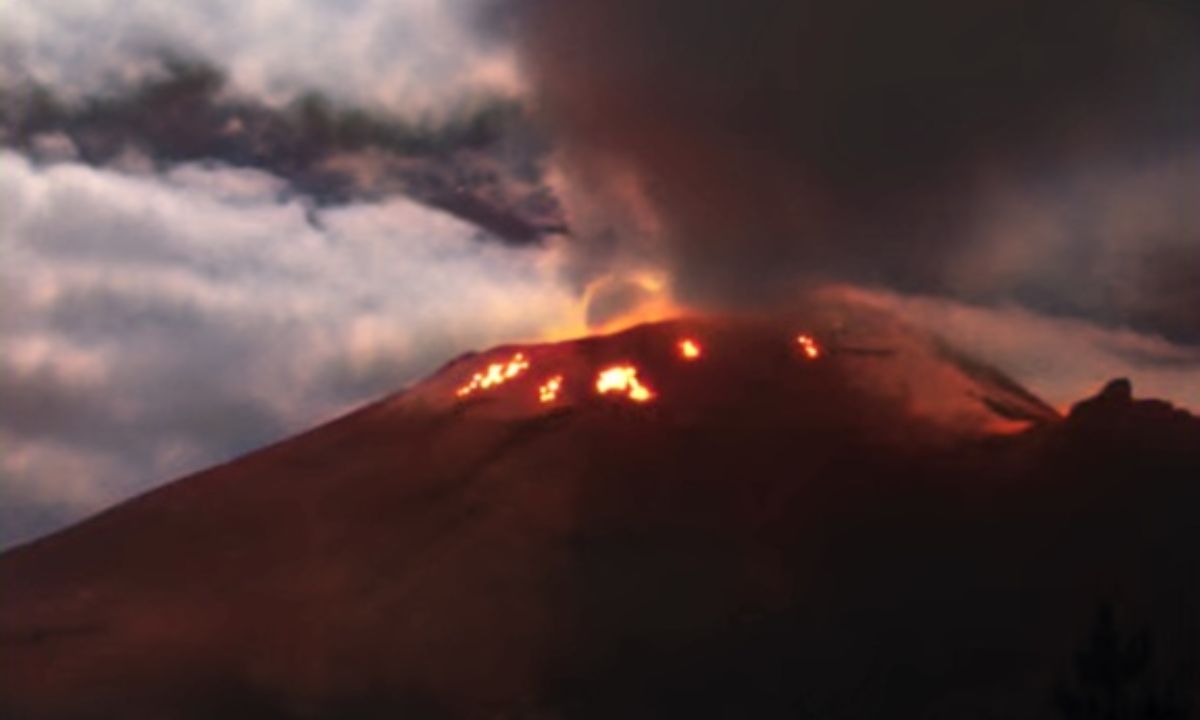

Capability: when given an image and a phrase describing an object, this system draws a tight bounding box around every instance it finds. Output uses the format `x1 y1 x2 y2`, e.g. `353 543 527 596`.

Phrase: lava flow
678 338 702 360
455 352 531 398
595 365 655 403
538 375 564 403
796 334 822 360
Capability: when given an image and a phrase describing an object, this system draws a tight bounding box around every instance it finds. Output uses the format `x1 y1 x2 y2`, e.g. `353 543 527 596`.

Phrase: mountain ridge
2 310 1197 719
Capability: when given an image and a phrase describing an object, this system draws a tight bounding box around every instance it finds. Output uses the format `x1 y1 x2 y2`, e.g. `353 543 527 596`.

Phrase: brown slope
1 314 1196 719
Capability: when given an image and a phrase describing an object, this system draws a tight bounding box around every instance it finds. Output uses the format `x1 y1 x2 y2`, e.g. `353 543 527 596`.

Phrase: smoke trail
511 0 1200 339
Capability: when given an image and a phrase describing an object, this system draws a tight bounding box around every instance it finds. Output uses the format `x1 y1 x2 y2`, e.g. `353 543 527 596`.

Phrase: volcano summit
2 303 1198 719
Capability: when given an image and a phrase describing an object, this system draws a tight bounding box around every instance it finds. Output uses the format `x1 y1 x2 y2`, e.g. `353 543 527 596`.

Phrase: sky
1 0 1197 548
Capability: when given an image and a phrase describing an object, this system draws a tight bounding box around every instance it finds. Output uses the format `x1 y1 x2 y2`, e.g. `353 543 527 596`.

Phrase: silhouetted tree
1054 603 1190 719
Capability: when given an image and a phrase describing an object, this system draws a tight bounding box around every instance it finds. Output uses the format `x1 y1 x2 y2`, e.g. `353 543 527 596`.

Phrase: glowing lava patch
595 365 655 403
795 334 822 360
678 338 702 360
455 352 530 398
538 375 564 404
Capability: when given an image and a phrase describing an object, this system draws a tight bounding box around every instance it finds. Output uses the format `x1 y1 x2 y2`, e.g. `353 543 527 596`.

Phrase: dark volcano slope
2 315 1197 719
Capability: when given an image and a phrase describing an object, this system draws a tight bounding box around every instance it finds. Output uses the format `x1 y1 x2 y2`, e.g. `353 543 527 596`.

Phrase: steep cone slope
1 308 1197 719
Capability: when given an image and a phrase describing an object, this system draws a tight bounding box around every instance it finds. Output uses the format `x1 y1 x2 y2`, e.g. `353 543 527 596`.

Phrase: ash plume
509 0 1200 340
1 58 567 245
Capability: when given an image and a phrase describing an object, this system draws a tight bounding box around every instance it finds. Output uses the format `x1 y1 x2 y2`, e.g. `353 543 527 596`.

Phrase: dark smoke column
510 0 1200 337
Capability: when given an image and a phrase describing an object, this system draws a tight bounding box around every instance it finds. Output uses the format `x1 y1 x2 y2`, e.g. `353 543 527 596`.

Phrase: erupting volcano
2 299 1198 720
4 0 1196 714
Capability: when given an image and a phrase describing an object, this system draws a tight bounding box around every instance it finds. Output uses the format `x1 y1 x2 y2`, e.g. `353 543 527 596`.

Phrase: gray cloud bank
1 0 520 114
0 151 576 548
0 0 578 548
2 60 566 245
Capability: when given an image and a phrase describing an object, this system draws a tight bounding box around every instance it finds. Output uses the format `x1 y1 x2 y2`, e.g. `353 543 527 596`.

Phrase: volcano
2 302 1198 719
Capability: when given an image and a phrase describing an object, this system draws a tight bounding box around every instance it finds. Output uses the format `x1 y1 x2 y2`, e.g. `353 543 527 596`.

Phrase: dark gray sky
515 0 1200 338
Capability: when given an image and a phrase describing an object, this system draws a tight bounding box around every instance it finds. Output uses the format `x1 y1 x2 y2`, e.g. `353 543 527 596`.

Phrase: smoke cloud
511 0 1200 340
2 60 565 245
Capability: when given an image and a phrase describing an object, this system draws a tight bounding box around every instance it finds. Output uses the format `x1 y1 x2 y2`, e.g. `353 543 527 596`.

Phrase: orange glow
455 352 531 398
678 338 702 360
579 271 684 335
796 334 822 360
538 375 564 403
595 365 655 403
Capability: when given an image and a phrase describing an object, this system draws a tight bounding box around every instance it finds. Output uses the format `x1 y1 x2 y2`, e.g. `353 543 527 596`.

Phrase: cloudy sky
2 0 1197 547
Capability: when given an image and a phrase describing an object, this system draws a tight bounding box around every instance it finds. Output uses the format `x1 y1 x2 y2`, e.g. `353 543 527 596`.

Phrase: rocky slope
2 310 1196 719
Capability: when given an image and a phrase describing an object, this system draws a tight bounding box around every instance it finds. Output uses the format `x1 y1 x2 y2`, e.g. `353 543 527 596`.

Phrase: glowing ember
595 365 655 403
538 375 564 403
455 352 530 398
796 334 822 360
678 338 702 360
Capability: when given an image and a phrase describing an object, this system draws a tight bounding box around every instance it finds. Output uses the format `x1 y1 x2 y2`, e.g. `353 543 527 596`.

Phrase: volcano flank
2 302 1198 719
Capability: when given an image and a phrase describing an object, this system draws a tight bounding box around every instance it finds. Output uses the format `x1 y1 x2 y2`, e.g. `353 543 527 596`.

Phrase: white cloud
1 0 521 114
0 151 578 547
